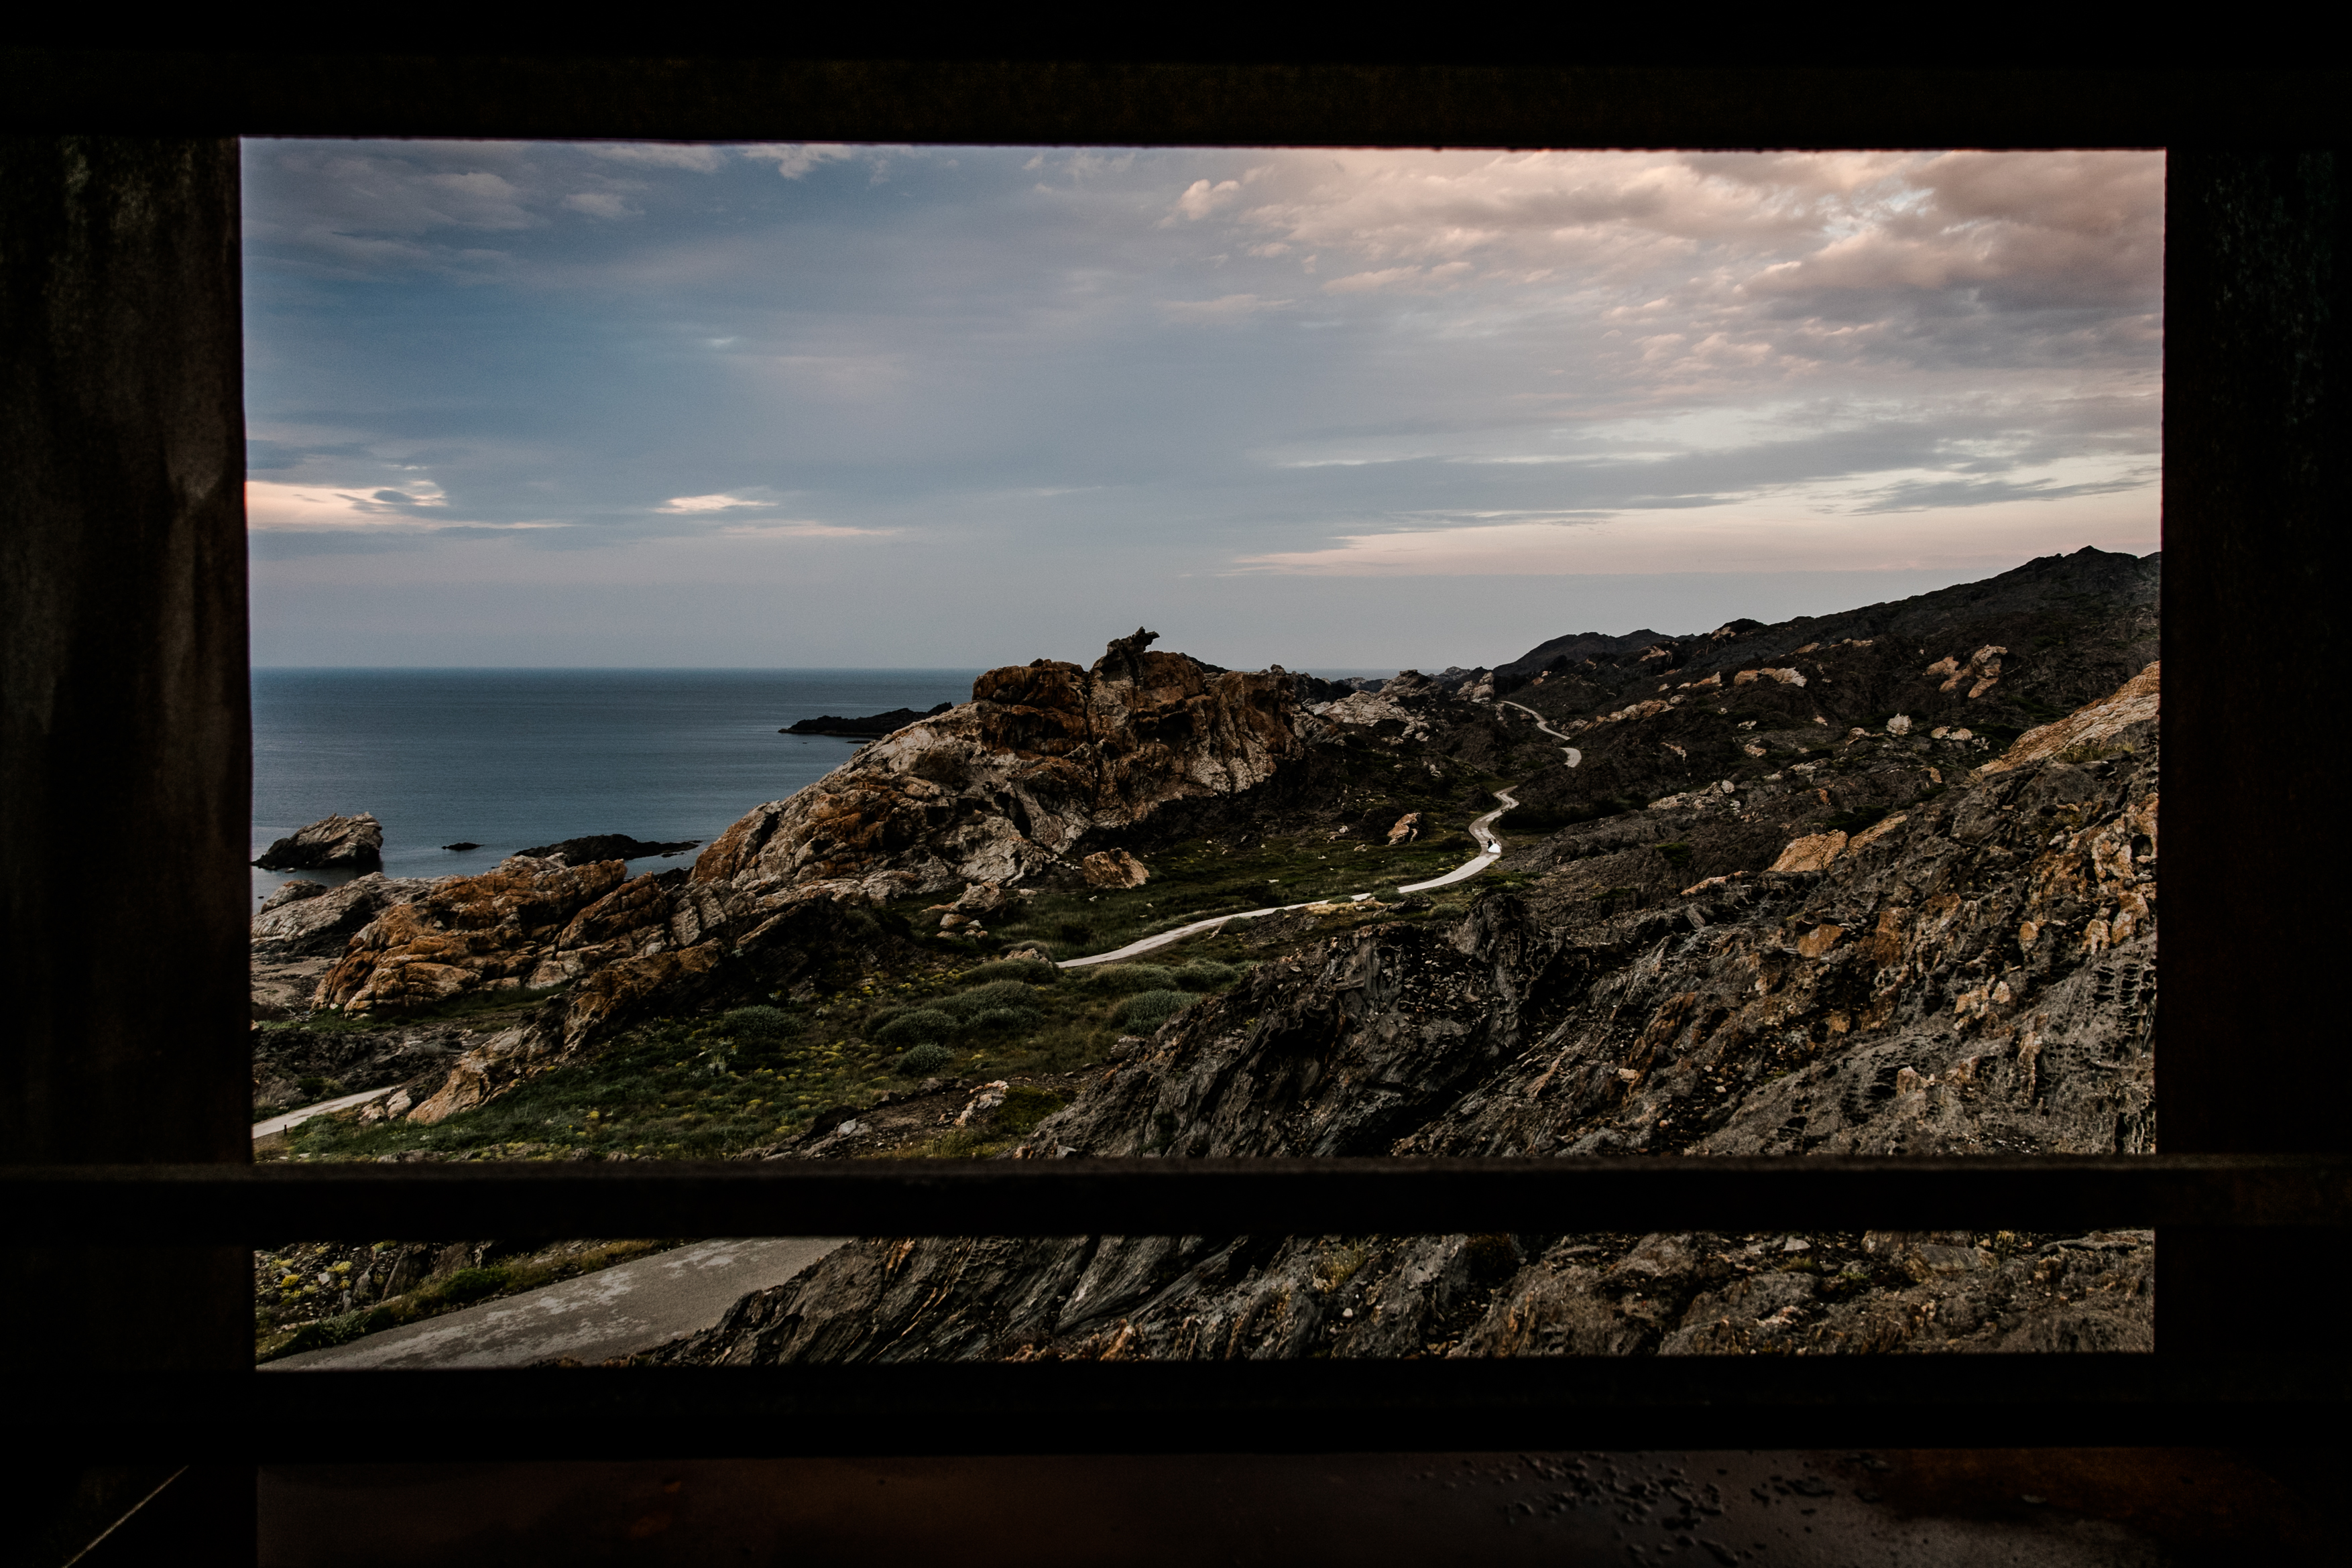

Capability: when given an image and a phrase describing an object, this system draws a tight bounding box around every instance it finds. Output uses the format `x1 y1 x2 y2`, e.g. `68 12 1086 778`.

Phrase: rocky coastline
250 545 2162 1368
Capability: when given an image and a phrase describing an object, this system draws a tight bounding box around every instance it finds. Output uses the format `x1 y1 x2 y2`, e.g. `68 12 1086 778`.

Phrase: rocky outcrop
660 666 2160 1368
310 855 788 1018
1981 662 2158 774
691 631 1315 899
251 872 439 961
253 812 384 871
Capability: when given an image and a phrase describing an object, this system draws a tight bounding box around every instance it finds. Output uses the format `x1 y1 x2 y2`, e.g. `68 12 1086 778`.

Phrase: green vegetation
1655 841 1693 869
722 1005 798 1038
1115 989 1192 1030
895 1042 955 1077
272 951 1257 1164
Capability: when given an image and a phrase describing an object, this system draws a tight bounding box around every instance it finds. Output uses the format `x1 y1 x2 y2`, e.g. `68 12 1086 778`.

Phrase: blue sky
243 142 2162 670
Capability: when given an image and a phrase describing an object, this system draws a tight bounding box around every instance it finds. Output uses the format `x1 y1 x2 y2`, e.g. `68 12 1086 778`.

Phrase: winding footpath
1498 699 1583 768
1064 698 1578 967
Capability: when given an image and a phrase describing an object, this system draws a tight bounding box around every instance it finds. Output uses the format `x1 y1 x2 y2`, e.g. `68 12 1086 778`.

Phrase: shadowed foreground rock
660 668 2159 1366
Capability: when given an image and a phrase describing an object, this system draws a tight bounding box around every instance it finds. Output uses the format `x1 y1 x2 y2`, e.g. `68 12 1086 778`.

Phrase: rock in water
782 703 954 739
253 812 384 871
695 630 1316 898
513 833 700 863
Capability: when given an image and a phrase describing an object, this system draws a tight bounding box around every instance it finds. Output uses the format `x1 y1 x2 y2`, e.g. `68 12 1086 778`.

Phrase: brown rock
1768 831 1847 873
251 871 439 959
1981 662 2159 774
313 856 630 1014
1080 849 1149 889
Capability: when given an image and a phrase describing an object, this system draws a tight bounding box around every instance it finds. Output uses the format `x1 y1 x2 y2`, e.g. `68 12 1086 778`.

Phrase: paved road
1498 699 1582 768
253 1085 396 1140
261 1235 845 1370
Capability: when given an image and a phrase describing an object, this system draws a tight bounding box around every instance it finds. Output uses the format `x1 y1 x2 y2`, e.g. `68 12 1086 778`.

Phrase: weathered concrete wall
2162 150 2352 1349
0 135 248 1368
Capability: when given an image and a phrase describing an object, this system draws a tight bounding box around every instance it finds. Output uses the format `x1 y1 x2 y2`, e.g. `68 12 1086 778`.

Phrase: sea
251 669 983 912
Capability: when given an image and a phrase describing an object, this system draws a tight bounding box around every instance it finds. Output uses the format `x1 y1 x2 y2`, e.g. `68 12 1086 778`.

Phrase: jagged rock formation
691 630 1315 899
253 811 384 871
661 663 2158 1366
251 872 438 961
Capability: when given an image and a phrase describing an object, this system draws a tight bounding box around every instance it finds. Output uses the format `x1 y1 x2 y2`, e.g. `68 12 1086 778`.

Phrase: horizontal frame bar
5 51 2347 146
13 1154 2345 1242
27 1358 2348 1458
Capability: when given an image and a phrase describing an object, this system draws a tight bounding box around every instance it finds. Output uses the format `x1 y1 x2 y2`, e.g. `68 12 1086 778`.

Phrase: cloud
1159 293 1291 320
245 480 564 534
704 521 896 538
655 491 784 514
1171 178 1243 221
240 143 2163 662
561 192 636 220
738 143 862 180
585 143 727 173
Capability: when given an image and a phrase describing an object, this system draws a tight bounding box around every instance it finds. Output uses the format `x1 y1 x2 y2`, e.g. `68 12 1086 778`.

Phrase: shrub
722 1006 797 1038
895 1042 955 1076
1172 959 1238 989
1081 963 1179 994
874 1009 959 1048
965 958 1058 985
968 1006 1042 1034
860 1005 913 1040
1655 842 1693 869
937 980 1041 1018
1116 989 1191 1030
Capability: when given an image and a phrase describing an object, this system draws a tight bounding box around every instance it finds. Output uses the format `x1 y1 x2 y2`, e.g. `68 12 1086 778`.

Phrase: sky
242 142 2162 672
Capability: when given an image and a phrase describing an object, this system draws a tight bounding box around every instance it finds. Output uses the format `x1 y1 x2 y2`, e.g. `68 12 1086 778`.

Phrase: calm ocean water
251 670 982 912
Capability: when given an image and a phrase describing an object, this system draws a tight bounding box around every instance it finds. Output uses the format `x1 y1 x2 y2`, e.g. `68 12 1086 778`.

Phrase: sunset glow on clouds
241 142 2159 666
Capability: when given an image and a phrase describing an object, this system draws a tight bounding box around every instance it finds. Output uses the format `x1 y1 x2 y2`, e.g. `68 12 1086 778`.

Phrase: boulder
1079 850 1149 889
253 812 384 871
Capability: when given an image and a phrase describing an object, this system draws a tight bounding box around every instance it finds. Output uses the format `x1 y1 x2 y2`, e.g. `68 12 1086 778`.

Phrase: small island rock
253 812 384 871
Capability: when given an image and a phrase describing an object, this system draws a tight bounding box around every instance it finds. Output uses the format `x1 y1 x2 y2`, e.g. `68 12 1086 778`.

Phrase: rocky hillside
659 658 2159 1367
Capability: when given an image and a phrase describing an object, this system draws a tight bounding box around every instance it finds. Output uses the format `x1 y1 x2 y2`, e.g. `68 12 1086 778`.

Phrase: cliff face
693 629 1313 900
662 666 2158 1367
